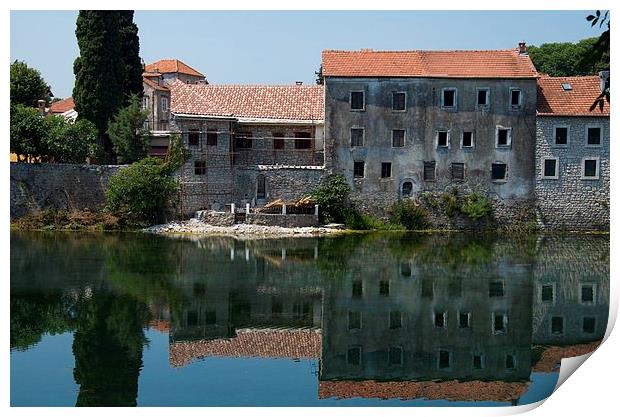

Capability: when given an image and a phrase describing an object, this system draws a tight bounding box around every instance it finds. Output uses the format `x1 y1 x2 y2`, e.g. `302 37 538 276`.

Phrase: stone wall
535 116 609 230
195 210 235 226
245 213 319 227
10 163 123 219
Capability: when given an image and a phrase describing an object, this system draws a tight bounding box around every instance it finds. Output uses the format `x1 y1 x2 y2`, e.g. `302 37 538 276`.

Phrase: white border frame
495 126 512 148
349 90 366 111
391 91 407 112
553 125 571 147
508 87 523 110
476 87 491 109
585 124 603 147
581 157 600 180
350 126 365 147
440 87 458 110
461 130 475 149
436 129 450 148
542 157 560 180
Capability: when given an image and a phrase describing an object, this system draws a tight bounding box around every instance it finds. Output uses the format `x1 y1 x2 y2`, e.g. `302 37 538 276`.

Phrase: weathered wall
10 163 123 219
245 213 319 227
535 116 610 230
195 210 235 226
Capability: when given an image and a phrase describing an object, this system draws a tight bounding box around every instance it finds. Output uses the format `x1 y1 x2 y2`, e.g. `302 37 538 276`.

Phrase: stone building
321 45 539 220
535 75 610 230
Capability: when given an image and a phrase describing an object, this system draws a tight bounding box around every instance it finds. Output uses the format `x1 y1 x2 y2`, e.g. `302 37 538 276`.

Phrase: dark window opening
587 127 601 145
205 310 216 325
462 131 473 147
439 350 451 369
435 312 446 328
497 129 510 146
351 91 364 110
451 162 465 180
353 161 365 178
401 181 413 197
492 163 507 181
351 128 364 147
257 175 266 199
381 162 392 178
188 130 200 146
494 313 506 333
294 131 312 149
541 285 554 302
273 132 284 149
400 262 412 277
489 281 505 297
347 347 361 365
379 280 390 296
583 317 596 334
424 161 436 181
194 161 207 175
581 285 594 303
551 316 564 334
473 354 483 370
544 159 557 177
510 90 521 106
584 160 598 177
477 90 489 106
506 354 515 369
352 280 363 298
437 131 449 147
392 92 406 111
235 132 252 149
390 311 402 329
555 127 568 145
206 131 217 146
348 311 361 330
459 312 471 329
389 347 403 365
392 129 405 147
443 89 456 107
187 310 198 326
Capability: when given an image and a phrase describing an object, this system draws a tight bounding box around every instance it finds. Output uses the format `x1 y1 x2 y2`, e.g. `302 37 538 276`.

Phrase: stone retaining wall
195 210 235 226
245 213 319 228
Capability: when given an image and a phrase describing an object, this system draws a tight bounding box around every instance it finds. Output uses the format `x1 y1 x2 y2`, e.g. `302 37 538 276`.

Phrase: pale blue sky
10 10 606 99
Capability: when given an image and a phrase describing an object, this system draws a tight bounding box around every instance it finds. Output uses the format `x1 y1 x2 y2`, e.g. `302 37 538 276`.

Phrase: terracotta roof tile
143 76 169 92
169 81 324 121
537 75 609 116
49 97 74 114
145 59 205 78
322 49 538 78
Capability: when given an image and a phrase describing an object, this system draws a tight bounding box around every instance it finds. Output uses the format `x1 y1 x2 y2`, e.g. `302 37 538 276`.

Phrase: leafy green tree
118 11 144 102
583 10 610 111
46 116 101 163
10 60 52 107
10 104 48 161
106 95 150 164
311 174 352 223
528 37 609 77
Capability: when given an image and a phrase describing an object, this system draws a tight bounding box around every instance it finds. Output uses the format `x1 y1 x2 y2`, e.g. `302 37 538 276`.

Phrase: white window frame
553 125 570 147
436 129 450 149
509 87 523 110
350 90 366 111
581 157 600 180
541 157 559 180
392 91 407 112
579 283 597 305
350 126 365 147
495 126 512 148
476 87 491 109
540 283 556 304
585 124 603 147
160 96 169 112
461 131 475 149
391 129 406 148
434 311 448 328
441 87 458 110
458 311 472 329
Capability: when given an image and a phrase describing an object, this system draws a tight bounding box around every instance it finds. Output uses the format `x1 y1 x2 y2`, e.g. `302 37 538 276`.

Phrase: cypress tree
118 11 144 102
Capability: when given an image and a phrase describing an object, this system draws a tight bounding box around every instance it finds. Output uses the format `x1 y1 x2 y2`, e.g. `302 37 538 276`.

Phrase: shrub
45 116 100 163
105 157 179 223
460 192 494 220
441 187 460 217
389 200 428 230
106 94 150 164
311 174 352 223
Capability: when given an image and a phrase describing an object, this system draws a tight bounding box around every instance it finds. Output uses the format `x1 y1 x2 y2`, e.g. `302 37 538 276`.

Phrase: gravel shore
143 218 345 238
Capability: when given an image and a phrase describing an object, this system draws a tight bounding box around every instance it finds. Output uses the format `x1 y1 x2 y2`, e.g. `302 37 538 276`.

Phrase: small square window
194 160 207 175
489 281 504 297
352 280 363 298
438 350 451 369
582 159 599 179
505 354 515 370
555 127 568 145
442 89 456 108
294 132 312 149
206 131 217 146
437 130 449 148
581 284 595 303
347 346 362 365
392 129 405 147
492 163 507 181
477 89 489 106
587 127 601 145
235 133 252 149
496 128 511 147
435 312 446 328
379 280 390 296
473 354 484 370
543 159 558 179
381 162 392 179
583 317 596 334
510 89 522 107
541 284 554 302
389 346 403 365
389 311 402 329
551 316 564 335
348 311 362 330
459 312 471 329
392 92 406 111
188 130 200 146
351 91 365 110
351 128 364 147
353 161 365 178
451 163 465 181
161 96 169 112
462 131 474 148
273 132 285 149
423 161 436 181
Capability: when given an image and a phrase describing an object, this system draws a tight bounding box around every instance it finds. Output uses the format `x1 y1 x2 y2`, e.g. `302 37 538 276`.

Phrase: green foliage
311 174 352 223
528 37 609 77
441 187 460 217
163 133 191 174
460 193 493 221
46 116 100 163
10 60 52 107
118 11 144 100
10 104 48 161
389 200 428 230
105 158 179 223
107 95 150 164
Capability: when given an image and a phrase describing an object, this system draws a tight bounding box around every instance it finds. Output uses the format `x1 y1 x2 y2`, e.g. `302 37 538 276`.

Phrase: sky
10 10 607 99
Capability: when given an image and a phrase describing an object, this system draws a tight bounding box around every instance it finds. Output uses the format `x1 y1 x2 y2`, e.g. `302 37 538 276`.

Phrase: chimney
37 100 46 115
295 81 303 86
599 71 610 93
518 42 527 55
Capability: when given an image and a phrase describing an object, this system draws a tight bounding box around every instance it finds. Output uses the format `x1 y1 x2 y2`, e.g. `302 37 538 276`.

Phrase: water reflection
10 232 609 406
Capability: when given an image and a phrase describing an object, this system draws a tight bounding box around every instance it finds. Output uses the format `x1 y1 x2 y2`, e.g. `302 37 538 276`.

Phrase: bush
46 116 100 163
311 174 352 223
441 187 460 217
106 94 150 164
389 200 428 230
105 157 179 223
460 193 494 220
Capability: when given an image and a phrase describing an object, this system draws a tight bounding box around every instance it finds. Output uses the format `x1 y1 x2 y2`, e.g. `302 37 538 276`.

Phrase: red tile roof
169 80 325 121
145 59 204 78
537 75 609 116
143 76 170 92
322 49 538 79
169 327 321 367
49 97 75 114
318 380 530 403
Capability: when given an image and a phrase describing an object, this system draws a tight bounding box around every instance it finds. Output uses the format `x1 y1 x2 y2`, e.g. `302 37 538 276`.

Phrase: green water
10 231 609 406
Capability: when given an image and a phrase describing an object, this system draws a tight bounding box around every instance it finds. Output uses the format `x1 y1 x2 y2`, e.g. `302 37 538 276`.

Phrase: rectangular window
583 317 596 334
194 160 206 175
587 127 601 145
581 284 595 303
389 347 403 365
541 284 554 303
392 129 405 147
494 313 507 334
348 311 362 330
294 132 312 149
473 354 484 370
381 162 392 178
477 88 489 107
379 280 390 296
510 89 522 107
442 88 457 108
492 163 507 181
505 354 515 370
161 96 169 112
350 128 364 147
451 163 465 180
423 161 436 181
438 350 451 369
353 161 365 178
389 311 402 329
462 131 474 148
459 312 471 329
437 130 449 148
392 92 406 111
551 316 564 335
188 130 200 146
496 127 512 147
273 132 284 149
206 131 217 146
555 127 568 145
489 281 505 297
142 96 149 110
352 280 363 298
347 346 362 365
350 91 365 110
257 175 266 199
434 312 446 328
542 159 559 179
235 132 252 149
582 158 599 179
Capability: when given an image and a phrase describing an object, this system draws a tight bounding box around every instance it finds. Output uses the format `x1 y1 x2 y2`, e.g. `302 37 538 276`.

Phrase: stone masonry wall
245 213 319 227
535 116 609 230
10 163 123 219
